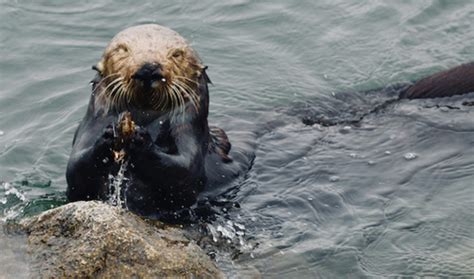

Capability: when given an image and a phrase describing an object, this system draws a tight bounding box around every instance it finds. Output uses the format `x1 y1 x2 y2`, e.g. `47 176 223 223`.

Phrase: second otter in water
66 24 243 216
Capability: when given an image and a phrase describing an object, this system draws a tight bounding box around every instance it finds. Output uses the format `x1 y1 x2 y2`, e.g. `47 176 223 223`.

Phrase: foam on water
1 182 28 222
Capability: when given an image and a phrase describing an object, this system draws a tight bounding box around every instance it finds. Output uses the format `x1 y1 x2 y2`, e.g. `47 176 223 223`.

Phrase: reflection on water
1 0 474 277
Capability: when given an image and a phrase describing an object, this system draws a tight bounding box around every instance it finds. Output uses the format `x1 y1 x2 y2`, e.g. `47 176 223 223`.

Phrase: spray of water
108 161 129 207
106 112 135 208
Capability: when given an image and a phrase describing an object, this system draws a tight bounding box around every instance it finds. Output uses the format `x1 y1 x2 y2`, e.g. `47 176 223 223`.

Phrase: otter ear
202 65 212 84
92 60 105 75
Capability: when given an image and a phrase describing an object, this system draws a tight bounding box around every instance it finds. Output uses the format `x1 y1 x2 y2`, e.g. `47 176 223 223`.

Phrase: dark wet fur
401 62 474 99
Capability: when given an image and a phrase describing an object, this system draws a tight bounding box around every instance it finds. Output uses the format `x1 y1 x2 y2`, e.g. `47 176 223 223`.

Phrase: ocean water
1 0 473 277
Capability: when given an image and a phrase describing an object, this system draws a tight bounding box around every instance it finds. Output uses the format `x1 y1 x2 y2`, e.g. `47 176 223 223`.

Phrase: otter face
92 24 206 113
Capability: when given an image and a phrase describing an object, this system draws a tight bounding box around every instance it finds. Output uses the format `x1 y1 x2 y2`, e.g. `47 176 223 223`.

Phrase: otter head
92 24 208 113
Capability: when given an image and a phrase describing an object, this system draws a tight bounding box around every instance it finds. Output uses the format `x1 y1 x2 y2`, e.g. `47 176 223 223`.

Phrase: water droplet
307 196 314 201
250 253 255 259
349 153 358 158
384 151 391 155
234 222 245 230
404 152 417 160
329 176 340 182
0 130 4 136
368 160 376 165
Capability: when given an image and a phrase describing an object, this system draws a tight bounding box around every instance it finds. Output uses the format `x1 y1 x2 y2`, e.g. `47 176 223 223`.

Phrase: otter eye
116 44 129 53
172 49 184 58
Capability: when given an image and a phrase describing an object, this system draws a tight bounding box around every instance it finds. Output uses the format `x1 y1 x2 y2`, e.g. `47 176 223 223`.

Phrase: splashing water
207 218 253 252
3 182 27 203
1 182 28 222
107 160 129 208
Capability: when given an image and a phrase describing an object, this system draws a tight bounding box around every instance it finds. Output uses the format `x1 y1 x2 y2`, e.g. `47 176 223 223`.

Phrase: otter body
66 25 234 215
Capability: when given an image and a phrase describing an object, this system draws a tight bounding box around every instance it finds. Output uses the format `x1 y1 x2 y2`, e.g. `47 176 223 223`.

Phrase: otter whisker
163 86 173 111
116 85 128 111
96 77 123 111
92 73 121 94
150 90 161 110
177 86 187 122
174 78 201 111
157 88 169 111
101 72 121 81
168 84 180 113
173 80 200 111
172 81 198 113
125 82 135 105
174 75 199 86
110 80 124 97
101 77 123 96
152 86 167 111
180 81 200 108
174 79 199 104
151 88 161 110
108 80 125 110
169 84 186 122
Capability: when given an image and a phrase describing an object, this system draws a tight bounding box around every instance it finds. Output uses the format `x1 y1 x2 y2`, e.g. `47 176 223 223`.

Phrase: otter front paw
128 126 153 156
94 125 115 164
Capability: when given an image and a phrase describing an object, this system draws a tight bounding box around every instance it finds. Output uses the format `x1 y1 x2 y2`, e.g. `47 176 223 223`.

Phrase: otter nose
132 63 164 86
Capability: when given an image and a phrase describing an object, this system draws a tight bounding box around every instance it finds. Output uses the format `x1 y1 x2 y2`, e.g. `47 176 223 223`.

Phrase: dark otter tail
399 62 474 99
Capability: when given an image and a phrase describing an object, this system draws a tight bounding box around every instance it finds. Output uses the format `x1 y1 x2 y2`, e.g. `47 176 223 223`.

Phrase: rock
18 201 223 278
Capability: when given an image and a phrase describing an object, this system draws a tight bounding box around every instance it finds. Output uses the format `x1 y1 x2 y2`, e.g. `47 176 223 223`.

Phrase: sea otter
66 24 241 216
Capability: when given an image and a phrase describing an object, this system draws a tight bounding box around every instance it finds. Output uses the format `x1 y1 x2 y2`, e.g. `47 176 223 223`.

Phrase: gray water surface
1 1 473 277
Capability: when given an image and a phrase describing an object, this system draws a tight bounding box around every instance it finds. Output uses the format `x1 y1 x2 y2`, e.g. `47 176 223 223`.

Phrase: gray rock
18 201 223 278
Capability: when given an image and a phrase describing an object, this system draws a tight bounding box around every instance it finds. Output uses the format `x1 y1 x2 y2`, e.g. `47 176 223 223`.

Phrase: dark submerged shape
66 25 240 216
298 62 474 127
